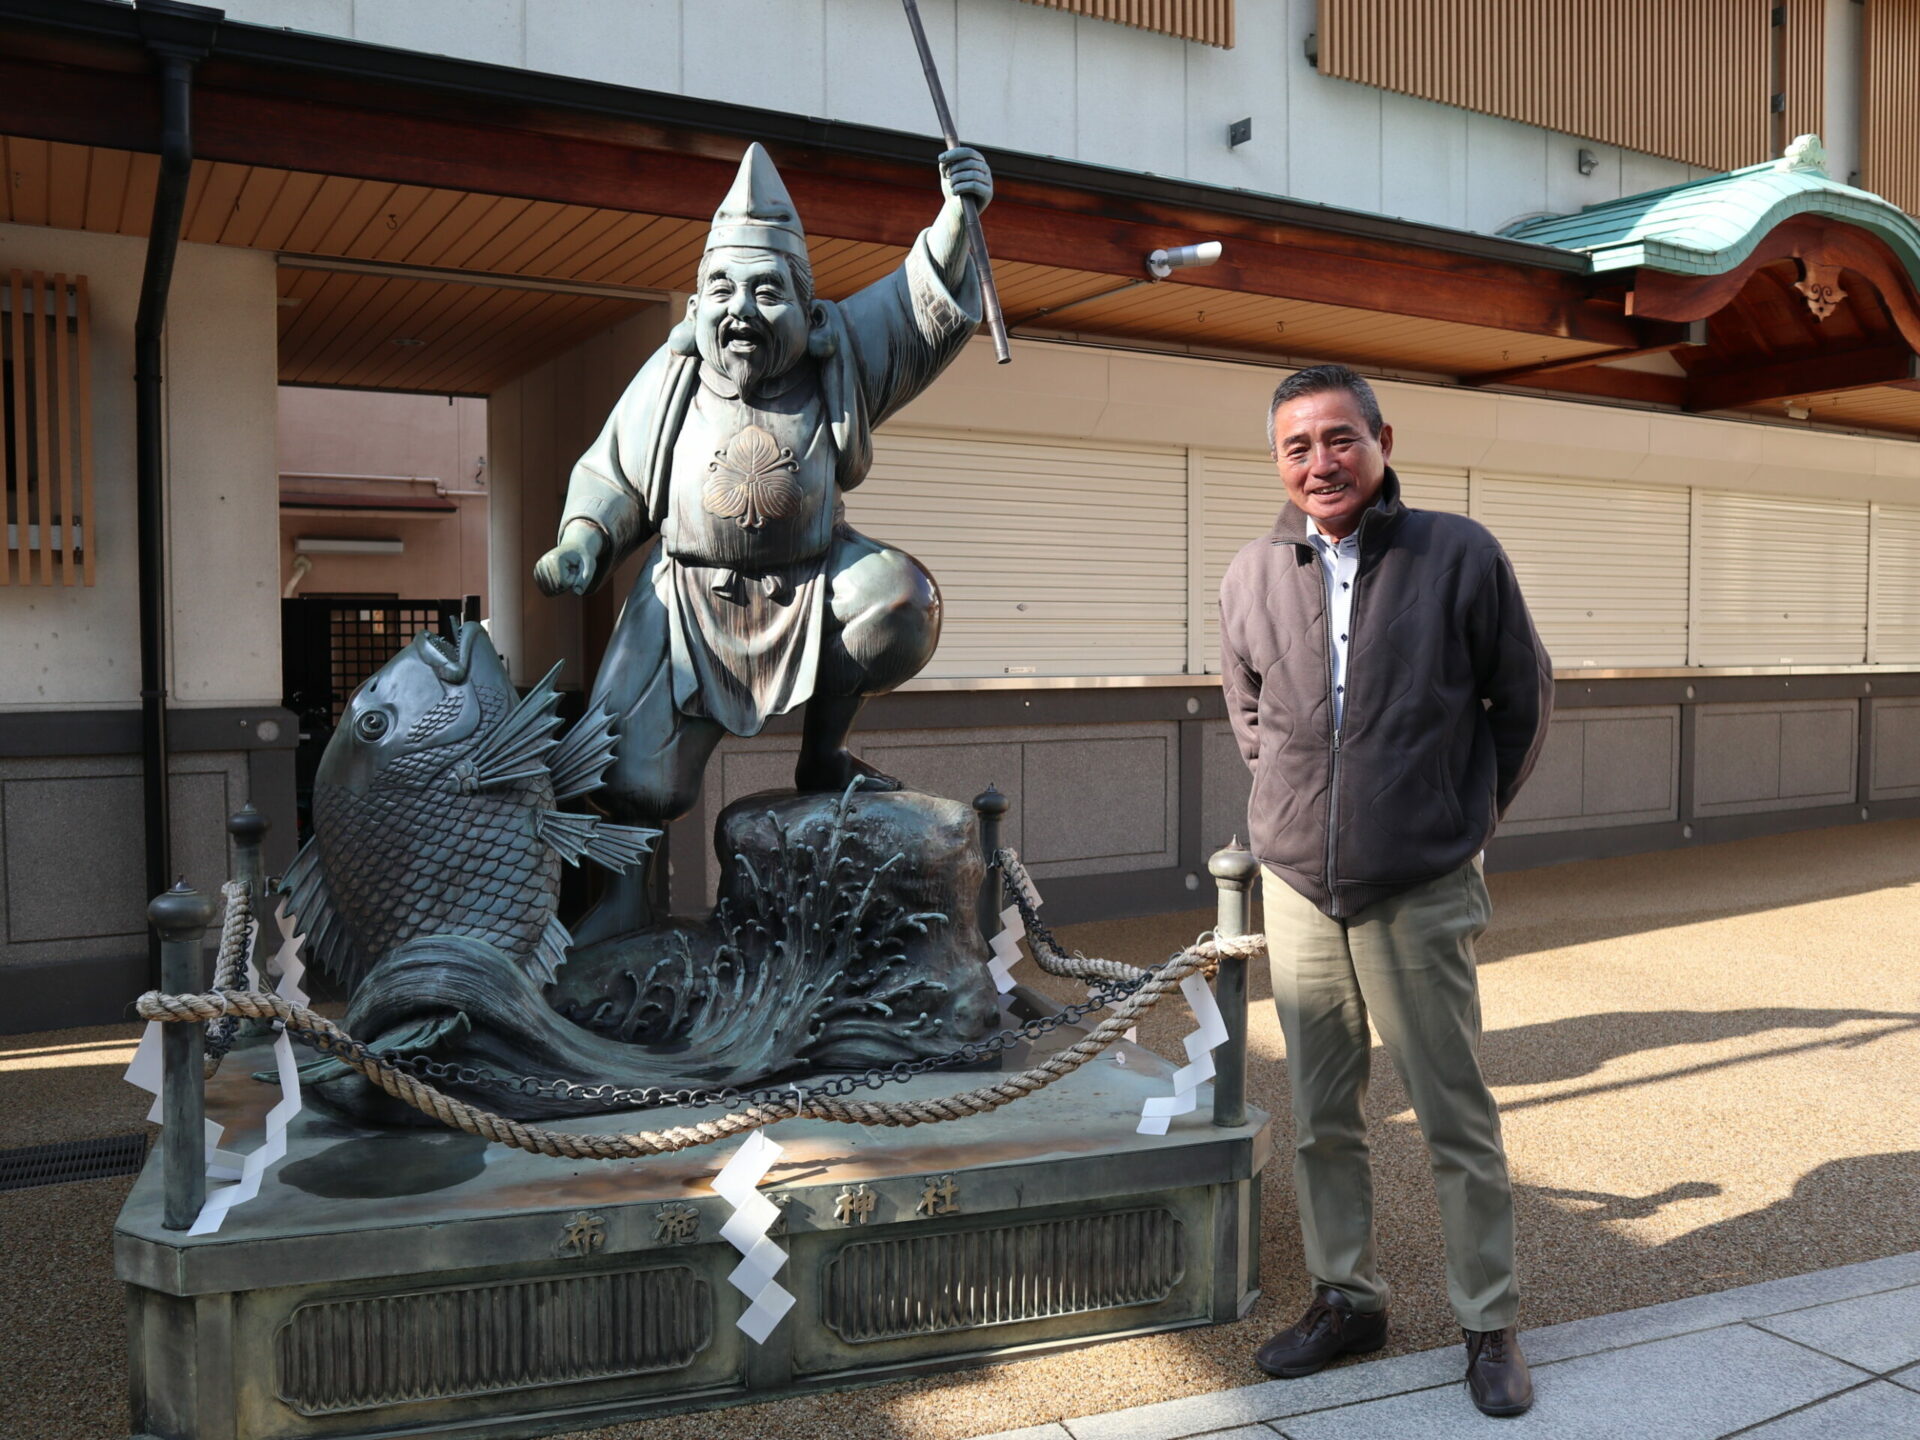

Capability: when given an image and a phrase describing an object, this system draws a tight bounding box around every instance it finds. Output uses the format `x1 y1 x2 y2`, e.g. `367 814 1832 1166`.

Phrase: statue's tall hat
706 143 808 260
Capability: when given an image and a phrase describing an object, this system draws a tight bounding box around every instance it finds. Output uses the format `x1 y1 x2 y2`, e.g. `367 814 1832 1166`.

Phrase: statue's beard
708 317 795 392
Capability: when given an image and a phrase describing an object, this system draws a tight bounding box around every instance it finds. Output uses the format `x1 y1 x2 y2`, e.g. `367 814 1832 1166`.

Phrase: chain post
1209 840 1259 1128
151 880 215 1230
972 784 1009 943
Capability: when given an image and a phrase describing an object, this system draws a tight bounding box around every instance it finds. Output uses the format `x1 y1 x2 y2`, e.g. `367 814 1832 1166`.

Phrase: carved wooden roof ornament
1793 257 1847 321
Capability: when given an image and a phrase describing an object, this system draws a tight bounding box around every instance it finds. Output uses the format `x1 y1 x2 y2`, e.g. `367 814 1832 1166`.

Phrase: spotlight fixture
1147 241 1223 279
1576 148 1599 176
1784 400 1811 420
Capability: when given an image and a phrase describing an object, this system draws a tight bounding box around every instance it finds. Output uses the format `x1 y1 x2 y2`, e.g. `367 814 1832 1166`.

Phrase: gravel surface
5 821 1918 1440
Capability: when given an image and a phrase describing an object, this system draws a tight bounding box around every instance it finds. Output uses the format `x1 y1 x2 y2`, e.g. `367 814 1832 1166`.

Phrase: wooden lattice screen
3 270 94 586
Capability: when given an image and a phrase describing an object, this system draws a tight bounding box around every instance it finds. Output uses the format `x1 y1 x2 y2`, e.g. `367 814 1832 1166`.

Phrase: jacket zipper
1324 518 1375 919
1321 545 1343 917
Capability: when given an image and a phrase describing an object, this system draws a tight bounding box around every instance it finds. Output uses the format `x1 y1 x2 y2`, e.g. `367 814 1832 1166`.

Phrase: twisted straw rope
201 880 255 1080
134 931 1265 1161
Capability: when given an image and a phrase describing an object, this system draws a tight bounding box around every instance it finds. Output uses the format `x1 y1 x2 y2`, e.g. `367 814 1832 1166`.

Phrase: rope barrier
138 852 1267 1161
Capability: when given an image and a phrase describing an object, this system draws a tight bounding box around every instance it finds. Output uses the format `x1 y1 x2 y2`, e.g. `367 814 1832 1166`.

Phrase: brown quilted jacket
1220 468 1554 918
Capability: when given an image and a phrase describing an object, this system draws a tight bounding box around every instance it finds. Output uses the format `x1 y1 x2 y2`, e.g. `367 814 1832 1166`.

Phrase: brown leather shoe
1254 1286 1388 1378
1464 1326 1533 1417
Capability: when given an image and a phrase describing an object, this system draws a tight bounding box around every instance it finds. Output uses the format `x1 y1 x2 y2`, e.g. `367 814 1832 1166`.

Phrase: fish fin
537 809 660 871
281 837 361 987
465 662 566 789
548 703 620 801
530 913 573 984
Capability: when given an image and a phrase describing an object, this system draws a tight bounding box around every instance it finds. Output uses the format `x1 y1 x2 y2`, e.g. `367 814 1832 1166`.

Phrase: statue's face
692 248 810 391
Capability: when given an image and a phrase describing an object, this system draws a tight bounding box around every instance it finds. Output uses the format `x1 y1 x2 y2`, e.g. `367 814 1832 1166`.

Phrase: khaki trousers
1262 860 1518 1331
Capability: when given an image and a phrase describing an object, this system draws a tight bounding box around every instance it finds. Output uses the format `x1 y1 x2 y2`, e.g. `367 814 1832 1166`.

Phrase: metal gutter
132 0 220 983
0 0 1589 276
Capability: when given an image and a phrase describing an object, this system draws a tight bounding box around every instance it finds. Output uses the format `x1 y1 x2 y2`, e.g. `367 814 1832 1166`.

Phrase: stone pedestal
116 994 1270 1439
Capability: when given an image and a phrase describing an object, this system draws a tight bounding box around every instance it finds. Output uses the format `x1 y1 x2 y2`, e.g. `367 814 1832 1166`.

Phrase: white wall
487 300 674 686
0 224 279 712
165 241 282 707
216 0 1707 236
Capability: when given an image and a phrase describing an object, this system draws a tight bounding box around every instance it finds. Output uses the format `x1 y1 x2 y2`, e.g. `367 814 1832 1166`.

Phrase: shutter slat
849 427 1189 679
1474 474 1690 669
1694 492 1867 665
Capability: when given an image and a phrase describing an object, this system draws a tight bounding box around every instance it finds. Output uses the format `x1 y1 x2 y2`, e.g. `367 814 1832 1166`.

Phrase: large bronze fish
283 622 655 988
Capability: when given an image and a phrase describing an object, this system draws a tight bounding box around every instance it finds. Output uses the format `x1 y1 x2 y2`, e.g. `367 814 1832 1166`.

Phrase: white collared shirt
1303 522 1360 729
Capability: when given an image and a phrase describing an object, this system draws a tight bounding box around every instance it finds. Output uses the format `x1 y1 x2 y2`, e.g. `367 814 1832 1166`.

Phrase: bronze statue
534 141 991 941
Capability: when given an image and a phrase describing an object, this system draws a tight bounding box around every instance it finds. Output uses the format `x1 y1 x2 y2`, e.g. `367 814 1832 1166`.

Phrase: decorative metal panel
821 1207 1184 1343
1020 0 1234 48
1692 491 1868 665
849 427 1190 679
1318 0 1770 174
1200 451 1466 672
1472 474 1691 669
275 1267 711 1415
1864 0 1920 215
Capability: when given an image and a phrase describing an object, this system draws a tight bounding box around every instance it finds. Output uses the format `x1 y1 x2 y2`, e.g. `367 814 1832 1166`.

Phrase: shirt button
1336 684 1344 692
1340 633 1348 641
1341 582 1350 590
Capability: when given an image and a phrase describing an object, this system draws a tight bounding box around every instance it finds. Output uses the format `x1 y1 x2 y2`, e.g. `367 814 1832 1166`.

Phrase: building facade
3 0 1918 1027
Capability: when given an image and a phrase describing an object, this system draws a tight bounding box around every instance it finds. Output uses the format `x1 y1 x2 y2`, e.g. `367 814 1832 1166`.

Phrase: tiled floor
969 1252 1920 1440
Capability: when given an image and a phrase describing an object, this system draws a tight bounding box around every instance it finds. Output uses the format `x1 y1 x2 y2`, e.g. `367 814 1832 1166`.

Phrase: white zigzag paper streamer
711 1130 795 1344
1136 971 1230 1136
124 901 308 1232
987 904 1026 993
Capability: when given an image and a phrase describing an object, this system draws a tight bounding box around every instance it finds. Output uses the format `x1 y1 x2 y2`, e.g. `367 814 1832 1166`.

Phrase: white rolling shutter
1199 453 1466 672
1870 503 1920 663
1693 491 1868 665
846 427 1188 678
1471 474 1690 668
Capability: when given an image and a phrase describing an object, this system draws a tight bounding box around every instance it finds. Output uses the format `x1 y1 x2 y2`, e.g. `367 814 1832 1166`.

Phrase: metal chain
284 856 1167 1115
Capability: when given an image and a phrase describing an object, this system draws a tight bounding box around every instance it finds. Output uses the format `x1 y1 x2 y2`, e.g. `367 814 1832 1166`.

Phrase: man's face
1271 388 1393 540
692 248 810 392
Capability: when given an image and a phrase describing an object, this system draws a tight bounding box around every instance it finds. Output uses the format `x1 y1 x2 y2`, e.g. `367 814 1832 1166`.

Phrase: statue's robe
559 231 979 736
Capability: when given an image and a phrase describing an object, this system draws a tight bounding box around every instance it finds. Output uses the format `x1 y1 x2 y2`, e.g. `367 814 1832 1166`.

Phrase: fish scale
314 774 557 971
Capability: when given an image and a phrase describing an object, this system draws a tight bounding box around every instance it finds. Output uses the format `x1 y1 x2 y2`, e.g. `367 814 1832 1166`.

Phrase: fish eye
354 709 392 742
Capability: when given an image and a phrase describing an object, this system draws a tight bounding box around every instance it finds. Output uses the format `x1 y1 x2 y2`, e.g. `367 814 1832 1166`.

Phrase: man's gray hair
1266 364 1386 455
699 246 815 307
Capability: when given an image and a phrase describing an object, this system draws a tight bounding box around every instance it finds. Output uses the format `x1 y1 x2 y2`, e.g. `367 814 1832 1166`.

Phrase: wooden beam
1685 343 1920 413
1463 322 1706 386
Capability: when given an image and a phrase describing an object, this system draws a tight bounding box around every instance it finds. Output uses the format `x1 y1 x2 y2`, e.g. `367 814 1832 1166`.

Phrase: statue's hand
939 146 993 212
533 522 605 598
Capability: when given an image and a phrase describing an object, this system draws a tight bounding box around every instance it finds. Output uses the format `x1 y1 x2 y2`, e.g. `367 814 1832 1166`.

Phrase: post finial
1208 837 1259 885
972 784 1009 818
227 802 270 843
148 880 215 940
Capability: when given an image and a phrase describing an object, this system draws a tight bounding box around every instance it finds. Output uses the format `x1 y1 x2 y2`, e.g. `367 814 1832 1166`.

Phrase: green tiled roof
1504 136 1920 287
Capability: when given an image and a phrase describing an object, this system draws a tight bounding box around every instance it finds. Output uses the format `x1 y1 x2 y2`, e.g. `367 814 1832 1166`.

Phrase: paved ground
3 819 1918 1439
967 1251 1920 1440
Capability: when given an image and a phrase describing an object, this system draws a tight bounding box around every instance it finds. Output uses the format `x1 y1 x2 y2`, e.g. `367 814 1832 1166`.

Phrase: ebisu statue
534 141 992 944
281 143 1000 1122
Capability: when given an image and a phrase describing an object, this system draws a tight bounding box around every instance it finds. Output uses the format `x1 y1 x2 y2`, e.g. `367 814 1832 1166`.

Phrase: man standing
1220 365 1552 1417
534 141 989 943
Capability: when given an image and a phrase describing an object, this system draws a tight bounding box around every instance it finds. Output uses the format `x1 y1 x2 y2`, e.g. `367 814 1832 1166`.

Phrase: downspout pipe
133 0 221 984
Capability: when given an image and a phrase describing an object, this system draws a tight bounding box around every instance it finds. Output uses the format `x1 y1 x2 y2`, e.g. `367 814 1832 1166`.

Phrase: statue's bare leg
795 526 941 793
572 548 726 946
